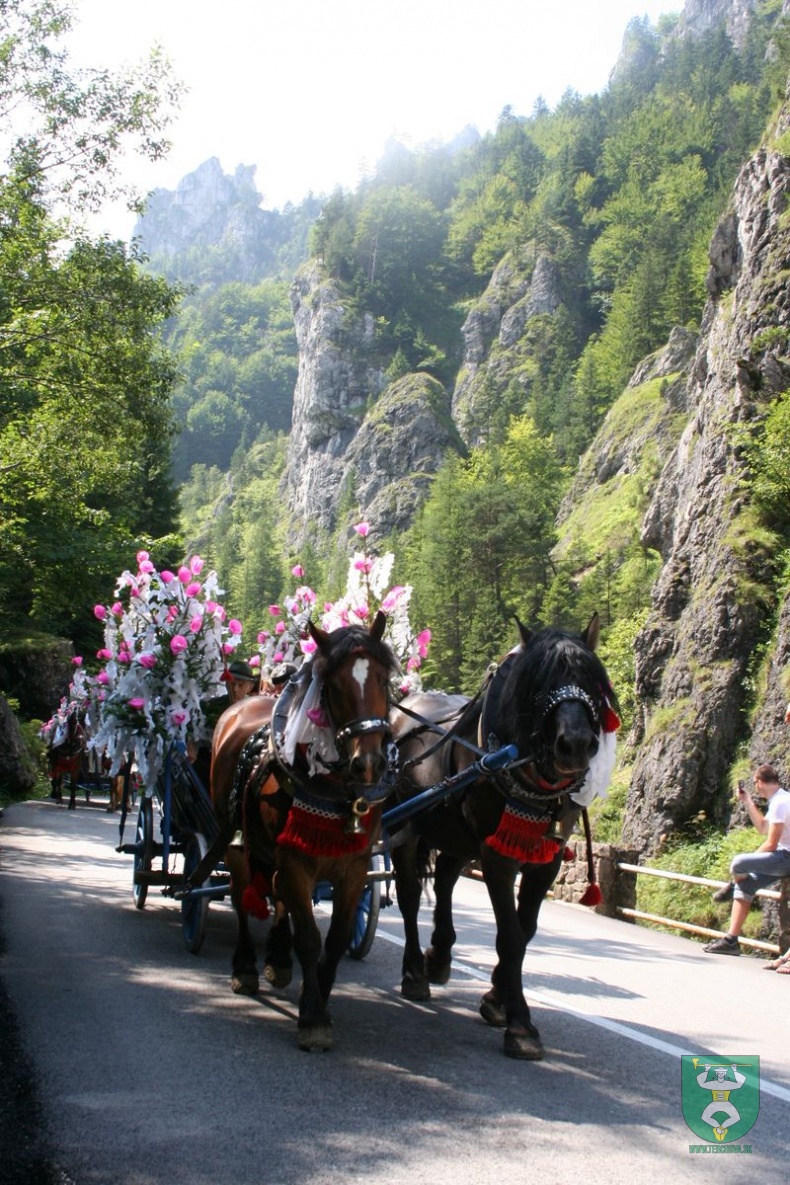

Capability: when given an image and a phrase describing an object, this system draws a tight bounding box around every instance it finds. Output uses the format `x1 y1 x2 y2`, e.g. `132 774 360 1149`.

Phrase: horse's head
307 610 398 785
501 614 617 787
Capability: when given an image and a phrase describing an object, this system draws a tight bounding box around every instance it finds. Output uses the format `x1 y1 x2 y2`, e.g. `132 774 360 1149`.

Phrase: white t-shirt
767 787 790 851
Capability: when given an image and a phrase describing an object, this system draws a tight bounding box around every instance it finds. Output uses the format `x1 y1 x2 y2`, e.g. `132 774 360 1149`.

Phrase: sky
65 0 683 239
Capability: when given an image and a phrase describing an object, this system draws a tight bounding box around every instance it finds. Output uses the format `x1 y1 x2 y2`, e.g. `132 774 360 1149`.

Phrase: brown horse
211 611 398 1050
48 712 86 810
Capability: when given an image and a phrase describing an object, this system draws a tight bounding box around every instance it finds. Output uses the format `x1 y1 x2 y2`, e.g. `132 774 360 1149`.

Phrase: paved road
1 797 788 1185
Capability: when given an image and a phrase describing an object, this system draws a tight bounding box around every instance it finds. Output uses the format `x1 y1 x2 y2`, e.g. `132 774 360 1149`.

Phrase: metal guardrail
615 862 783 955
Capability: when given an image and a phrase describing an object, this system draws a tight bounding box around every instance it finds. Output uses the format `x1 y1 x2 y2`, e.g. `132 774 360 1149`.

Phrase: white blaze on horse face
351 656 370 700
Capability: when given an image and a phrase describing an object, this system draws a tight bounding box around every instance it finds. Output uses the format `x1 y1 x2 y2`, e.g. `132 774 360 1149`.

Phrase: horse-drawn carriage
115 736 392 960
112 609 617 1059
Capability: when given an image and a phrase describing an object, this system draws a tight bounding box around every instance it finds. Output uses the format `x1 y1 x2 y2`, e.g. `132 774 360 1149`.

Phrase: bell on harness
345 796 371 835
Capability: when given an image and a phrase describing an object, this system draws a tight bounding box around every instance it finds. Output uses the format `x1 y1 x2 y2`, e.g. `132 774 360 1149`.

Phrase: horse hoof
479 991 507 1028
298 1022 333 1052
401 970 431 1001
231 972 259 996
264 963 292 990
425 948 451 985
503 1027 544 1060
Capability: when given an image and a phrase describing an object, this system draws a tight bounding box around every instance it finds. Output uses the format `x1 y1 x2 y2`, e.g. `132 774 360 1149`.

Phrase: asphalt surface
2 796 789 1185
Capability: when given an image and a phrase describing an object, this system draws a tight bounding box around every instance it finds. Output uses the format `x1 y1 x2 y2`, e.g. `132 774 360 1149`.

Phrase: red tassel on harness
241 872 272 920
278 802 370 858
580 806 602 908
485 805 560 864
579 883 603 907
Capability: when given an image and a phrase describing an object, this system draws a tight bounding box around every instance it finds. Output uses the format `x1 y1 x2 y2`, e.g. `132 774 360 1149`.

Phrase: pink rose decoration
94 604 107 621
111 602 123 616
96 649 112 660
170 635 188 655
417 629 432 658
189 615 203 633
138 653 157 669
170 710 187 726
222 643 234 655
138 560 155 575
257 631 269 644
381 586 405 612
96 671 109 685
269 605 281 616
128 698 145 710
301 639 317 656
189 555 204 575
354 558 373 573
71 656 83 666
275 621 286 635
160 570 175 584
249 655 260 668
228 618 242 635
136 550 149 564
177 566 191 583
185 581 201 597
291 564 304 577
354 522 370 537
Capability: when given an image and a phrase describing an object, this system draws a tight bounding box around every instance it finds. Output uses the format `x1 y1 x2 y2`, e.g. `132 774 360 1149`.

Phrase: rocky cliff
135 157 318 283
284 262 458 545
620 133 790 851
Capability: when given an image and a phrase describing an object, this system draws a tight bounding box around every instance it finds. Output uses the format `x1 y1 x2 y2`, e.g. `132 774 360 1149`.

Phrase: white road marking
372 927 790 1103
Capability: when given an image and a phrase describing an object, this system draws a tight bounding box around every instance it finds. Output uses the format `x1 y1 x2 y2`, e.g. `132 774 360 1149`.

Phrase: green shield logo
681 1056 760 1143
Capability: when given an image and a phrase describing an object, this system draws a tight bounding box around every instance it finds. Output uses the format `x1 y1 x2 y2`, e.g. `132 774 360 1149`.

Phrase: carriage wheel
347 851 384 960
133 798 154 910
181 831 210 955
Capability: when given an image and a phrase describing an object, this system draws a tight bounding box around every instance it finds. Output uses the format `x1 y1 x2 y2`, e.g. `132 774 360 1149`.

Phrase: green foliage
737 389 790 533
0 2 185 651
405 415 567 692
178 432 292 644
168 279 298 479
636 827 767 942
588 763 631 844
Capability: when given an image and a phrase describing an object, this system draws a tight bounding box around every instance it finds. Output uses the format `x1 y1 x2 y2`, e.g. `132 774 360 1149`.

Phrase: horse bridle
501 682 602 801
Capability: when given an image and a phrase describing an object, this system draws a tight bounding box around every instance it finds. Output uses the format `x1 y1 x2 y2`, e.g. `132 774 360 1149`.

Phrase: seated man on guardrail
704 764 790 956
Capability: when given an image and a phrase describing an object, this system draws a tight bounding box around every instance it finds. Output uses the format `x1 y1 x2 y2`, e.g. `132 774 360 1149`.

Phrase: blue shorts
731 848 790 901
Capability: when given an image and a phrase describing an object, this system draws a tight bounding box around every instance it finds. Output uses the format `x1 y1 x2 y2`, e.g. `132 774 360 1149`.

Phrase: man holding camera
703 764 790 956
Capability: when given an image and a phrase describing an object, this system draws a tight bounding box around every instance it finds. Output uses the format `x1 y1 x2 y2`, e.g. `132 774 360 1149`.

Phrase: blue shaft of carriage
380 743 518 833
176 743 519 903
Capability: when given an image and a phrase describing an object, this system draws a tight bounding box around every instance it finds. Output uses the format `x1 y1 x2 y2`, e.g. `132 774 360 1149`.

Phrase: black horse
386 615 619 1060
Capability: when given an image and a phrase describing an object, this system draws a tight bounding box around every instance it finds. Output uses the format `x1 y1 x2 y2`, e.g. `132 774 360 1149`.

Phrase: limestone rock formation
0 695 36 798
673 0 758 49
284 262 456 544
622 141 790 852
135 158 302 282
452 246 561 448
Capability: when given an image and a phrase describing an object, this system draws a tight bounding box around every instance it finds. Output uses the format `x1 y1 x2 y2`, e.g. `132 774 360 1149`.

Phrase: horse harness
393 651 601 841
229 664 399 838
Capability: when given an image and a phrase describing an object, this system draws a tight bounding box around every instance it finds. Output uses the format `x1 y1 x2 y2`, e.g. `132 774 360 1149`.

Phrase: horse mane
499 627 617 738
311 624 399 681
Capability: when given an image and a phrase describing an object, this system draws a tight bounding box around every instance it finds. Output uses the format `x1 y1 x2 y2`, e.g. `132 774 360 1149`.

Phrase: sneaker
712 881 735 903
703 935 741 955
